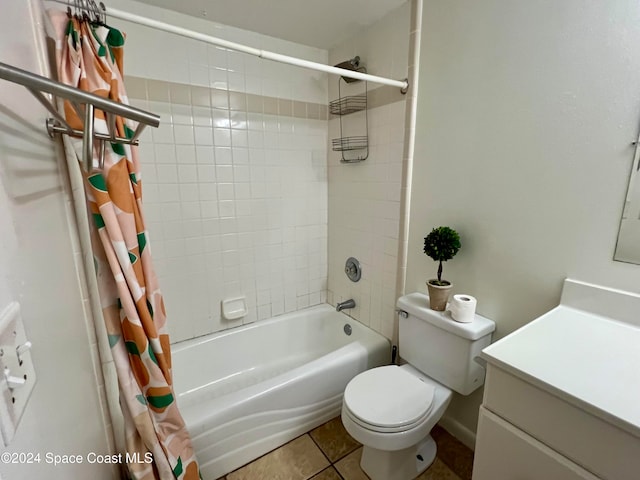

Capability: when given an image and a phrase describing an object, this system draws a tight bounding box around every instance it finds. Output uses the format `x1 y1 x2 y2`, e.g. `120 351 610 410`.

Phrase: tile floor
221 417 473 480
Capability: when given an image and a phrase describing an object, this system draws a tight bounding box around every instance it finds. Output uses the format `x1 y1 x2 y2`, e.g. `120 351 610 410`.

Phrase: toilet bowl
341 292 496 480
341 364 452 480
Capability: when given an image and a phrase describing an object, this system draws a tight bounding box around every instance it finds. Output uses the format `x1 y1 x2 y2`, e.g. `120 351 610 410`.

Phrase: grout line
308 430 333 465
314 465 346 480
224 433 310 478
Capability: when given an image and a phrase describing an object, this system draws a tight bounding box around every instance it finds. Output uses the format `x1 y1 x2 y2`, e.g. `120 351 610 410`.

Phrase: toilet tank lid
397 292 496 340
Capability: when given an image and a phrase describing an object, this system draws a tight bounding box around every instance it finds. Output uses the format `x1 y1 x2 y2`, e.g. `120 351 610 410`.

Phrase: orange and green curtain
48 11 200 480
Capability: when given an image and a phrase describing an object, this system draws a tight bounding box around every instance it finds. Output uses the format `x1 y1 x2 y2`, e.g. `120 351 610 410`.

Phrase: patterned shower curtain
48 11 200 480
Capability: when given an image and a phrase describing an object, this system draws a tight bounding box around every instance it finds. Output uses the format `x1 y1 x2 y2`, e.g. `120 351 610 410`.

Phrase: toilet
341 292 495 480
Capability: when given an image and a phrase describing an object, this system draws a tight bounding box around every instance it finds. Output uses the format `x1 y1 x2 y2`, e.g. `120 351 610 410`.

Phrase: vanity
472 279 640 480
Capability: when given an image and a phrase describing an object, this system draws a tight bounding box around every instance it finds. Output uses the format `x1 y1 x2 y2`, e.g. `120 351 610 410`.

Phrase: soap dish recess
222 297 247 320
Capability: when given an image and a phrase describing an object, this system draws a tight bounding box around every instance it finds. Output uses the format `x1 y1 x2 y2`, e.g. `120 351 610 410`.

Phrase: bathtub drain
343 324 352 336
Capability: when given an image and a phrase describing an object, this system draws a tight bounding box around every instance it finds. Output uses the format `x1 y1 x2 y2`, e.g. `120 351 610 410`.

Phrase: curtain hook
88 0 99 24
99 2 107 25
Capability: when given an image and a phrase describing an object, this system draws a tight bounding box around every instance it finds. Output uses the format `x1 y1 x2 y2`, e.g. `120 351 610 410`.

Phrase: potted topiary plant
423 226 461 311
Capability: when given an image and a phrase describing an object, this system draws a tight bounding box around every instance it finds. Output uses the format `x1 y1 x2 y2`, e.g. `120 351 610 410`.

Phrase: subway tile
158 184 180 202
173 125 195 145
214 128 232 147
178 165 198 183
218 183 235 201
231 129 248 148
246 93 263 113
245 74 262 96
171 104 193 125
196 146 215 164
194 126 214 146
216 165 234 182
227 51 245 73
175 145 196 164
152 123 174 144
293 100 307 119
263 96 278 115
146 79 170 102
307 102 320 120
213 108 231 128
229 91 247 111
124 76 147 100
277 98 293 117
154 144 176 164
190 86 211 107
211 88 229 109
170 82 191 105
200 201 219 219
218 200 236 219
188 63 209 87
156 165 178 183
215 147 233 165
232 147 249 165
230 111 248 129
192 107 213 127
179 184 199 202
207 45 227 69
197 165 216 182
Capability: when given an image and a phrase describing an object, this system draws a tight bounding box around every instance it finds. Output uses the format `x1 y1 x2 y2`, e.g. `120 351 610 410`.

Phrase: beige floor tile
227 434 329 480
333 445 463 480
431 425 474 480
310 466 342 480
310 416 361 462
415 458 462 480
334 447 369 480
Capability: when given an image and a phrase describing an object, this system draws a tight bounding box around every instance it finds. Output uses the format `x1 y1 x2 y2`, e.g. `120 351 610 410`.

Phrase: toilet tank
397 293 496 396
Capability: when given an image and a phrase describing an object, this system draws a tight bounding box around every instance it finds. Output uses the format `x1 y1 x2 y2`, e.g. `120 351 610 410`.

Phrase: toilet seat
343 365 435 433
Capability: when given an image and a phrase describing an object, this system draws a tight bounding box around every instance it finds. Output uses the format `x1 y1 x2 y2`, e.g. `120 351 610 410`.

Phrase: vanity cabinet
472 279 640 480
475 406 597 480
473 366 637 479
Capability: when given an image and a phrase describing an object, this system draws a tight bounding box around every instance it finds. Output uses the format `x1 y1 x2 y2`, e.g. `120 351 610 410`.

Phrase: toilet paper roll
450 294 477 323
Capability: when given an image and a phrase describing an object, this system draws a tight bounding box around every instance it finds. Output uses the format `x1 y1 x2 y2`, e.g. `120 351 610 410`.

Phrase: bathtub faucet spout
336 299 356 312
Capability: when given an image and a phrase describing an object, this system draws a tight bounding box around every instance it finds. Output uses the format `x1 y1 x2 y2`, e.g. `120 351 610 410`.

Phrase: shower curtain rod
51 1 409 92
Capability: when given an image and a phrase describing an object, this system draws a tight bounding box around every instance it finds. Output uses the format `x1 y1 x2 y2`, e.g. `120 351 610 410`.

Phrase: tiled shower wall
113 0 329 342
327 3 410 340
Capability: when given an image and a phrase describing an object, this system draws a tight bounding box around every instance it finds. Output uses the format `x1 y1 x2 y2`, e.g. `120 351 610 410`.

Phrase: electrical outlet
0 302 36 446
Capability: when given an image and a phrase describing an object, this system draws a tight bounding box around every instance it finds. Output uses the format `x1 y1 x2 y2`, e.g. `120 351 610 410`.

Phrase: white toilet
341 292 495 480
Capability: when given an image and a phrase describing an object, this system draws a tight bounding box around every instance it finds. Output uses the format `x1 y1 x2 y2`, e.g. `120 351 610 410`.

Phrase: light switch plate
0 302 36 446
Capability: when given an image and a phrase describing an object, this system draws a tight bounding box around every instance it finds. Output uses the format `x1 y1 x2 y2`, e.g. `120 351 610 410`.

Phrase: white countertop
481 280 640 438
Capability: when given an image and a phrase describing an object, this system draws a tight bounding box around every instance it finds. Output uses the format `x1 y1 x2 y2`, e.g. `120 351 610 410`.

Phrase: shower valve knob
344 257 361 282
16 342 31 355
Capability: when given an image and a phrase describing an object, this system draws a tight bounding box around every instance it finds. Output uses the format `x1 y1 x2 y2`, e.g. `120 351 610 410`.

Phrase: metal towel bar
0 61 160 171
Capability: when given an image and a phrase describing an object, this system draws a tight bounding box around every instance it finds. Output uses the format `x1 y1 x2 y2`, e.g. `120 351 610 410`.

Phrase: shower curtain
48 11 200 480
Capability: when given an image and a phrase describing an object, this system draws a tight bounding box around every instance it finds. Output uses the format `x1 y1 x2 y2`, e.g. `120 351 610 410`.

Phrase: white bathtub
171 304 390 479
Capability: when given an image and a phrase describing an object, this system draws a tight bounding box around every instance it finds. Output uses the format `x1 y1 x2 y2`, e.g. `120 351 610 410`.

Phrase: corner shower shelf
0 61 160 172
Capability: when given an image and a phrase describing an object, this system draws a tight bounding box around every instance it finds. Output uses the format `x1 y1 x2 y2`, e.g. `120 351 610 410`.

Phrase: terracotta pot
426 280 453 311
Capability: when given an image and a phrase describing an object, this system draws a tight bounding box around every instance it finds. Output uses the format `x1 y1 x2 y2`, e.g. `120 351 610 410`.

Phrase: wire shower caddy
330 75 368 163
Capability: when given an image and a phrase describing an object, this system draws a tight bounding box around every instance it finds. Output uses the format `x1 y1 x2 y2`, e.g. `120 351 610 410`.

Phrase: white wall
104 0 329 342
327 3 410 339
0 1 115 478
408 0 640 437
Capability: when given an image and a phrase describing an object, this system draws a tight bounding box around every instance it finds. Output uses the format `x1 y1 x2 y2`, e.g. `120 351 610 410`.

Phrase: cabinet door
473 407 600 480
